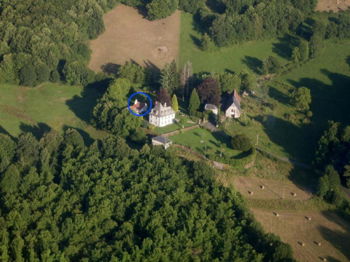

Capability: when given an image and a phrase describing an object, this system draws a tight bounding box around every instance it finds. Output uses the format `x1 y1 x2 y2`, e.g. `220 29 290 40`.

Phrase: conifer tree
172 94 179 112
189 89 200 115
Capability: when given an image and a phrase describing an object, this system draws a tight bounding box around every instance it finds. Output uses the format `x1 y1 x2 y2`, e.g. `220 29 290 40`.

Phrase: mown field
179 12 288 73
0 83 107 140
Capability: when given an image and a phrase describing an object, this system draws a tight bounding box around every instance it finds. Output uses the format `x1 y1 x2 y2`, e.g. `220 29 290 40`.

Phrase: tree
118 61 145 84
36 63 50 83
231 134 252 151
63 61 94 86
241 72 256 92
291 47 301 64
0 164 20 194
157 88 172 106
172 94 179 112
217 72 241 94
262 56 282 74
19 65 37 86
309 34 323 59
298 39 309 61
292 86 312 111
200 33 214 51
189 89 200 115
160 61 179 94
180 61 193 99
197 77 221 106
146 0 178 20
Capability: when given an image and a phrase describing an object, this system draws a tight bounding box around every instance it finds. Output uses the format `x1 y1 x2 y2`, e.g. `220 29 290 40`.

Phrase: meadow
0 83 107 140
179 13 288 73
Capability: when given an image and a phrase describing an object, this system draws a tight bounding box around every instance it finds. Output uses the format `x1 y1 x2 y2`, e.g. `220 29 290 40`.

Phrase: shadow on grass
0 125 12 137
66 85 104 124
212 130 231 147
19 122 51 139
268 86 291 105
287 70 350 129
242 56 263 74
272 34 299 60
318 211 350 261
101 63 120 75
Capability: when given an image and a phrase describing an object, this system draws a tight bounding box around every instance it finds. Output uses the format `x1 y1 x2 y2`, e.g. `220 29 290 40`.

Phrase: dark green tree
19 65 37 86
231 134 252 151
189 88 200 115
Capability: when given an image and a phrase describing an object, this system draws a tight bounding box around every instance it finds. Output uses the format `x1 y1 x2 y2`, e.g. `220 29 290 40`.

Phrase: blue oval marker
127 92 153 117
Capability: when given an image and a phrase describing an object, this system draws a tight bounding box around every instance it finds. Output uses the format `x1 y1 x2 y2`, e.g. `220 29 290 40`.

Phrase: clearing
316 0 350 12
179 12 289 73
89 5 180 72
0 84 106 140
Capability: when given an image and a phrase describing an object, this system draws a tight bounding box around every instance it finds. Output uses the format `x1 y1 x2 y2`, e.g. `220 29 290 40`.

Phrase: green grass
170 127 241 158
0 83 107 140
221 39 350 163
179 12 288 73
154 114 196 135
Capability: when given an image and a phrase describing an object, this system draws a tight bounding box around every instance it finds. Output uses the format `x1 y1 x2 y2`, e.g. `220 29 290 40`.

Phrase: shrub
231 134 252 151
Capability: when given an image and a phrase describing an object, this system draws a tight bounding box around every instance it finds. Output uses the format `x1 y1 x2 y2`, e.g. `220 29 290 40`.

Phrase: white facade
225 104 241 118
149 102 175 127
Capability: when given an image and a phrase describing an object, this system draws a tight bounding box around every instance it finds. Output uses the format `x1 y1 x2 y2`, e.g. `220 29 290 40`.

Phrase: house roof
205 104 218 111
130 99 147 114
222 89 241 111
150 101 175 117
152 136 172 144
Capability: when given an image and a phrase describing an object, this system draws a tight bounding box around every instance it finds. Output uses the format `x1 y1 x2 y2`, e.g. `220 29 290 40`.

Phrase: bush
19 65 37 86
231 134 252 151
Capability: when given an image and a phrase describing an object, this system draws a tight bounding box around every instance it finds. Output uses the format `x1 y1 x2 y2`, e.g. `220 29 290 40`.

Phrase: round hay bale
273 212 279 217
291 192 297 197
248 191 254 195
260 185 265 190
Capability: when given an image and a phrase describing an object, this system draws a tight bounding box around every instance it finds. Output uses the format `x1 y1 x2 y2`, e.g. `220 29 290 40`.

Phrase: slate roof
152 136 172 144
222 89 241 111
150 102 175 117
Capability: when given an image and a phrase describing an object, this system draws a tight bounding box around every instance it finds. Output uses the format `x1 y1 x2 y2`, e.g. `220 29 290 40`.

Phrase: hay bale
248 191 254 195
273 212 279 217
298 241 305 247
321 258 327 262
260 185 265 190
305 216 312 221
291 192 297 197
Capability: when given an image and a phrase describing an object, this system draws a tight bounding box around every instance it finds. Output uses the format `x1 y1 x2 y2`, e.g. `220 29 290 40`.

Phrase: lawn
170 127 241 158
179 12 288 73
222 39 350 163
0 83 107 140
154 114 196 135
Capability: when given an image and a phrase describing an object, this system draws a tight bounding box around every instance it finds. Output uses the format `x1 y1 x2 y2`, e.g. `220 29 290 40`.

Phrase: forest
0 131 294 261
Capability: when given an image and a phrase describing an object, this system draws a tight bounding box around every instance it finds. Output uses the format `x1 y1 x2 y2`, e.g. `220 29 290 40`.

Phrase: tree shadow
242 56 263 74
144 60 161 89
190 34 202 49
346 56 350 68
318 210 350 261
212 130 231 147
254 115 315 163
206 0 226 14
19 122 51 139
101 63 120 75
272 35 299 60
66 85 103 124
62 125 94 146
0 125 11 137
287 70 350 128
268 86 291 105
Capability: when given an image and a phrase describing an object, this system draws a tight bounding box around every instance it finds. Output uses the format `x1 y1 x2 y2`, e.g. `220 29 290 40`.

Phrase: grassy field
221 39 350 163
179 12 288 73
170 127 243 158
89 5 180 71
0 83 107 141
154 114 196 135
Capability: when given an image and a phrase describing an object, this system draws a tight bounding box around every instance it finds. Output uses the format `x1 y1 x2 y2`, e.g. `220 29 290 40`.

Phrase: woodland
1 0 350 261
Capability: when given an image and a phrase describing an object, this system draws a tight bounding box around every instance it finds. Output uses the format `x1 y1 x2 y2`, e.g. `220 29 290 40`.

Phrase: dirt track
88 5 180 72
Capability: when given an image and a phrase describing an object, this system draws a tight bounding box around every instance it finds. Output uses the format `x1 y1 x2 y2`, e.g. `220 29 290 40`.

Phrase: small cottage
152 136 172 149
130 99 148 114
149 102 175 127
223 90 241 118
204 104 218 115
